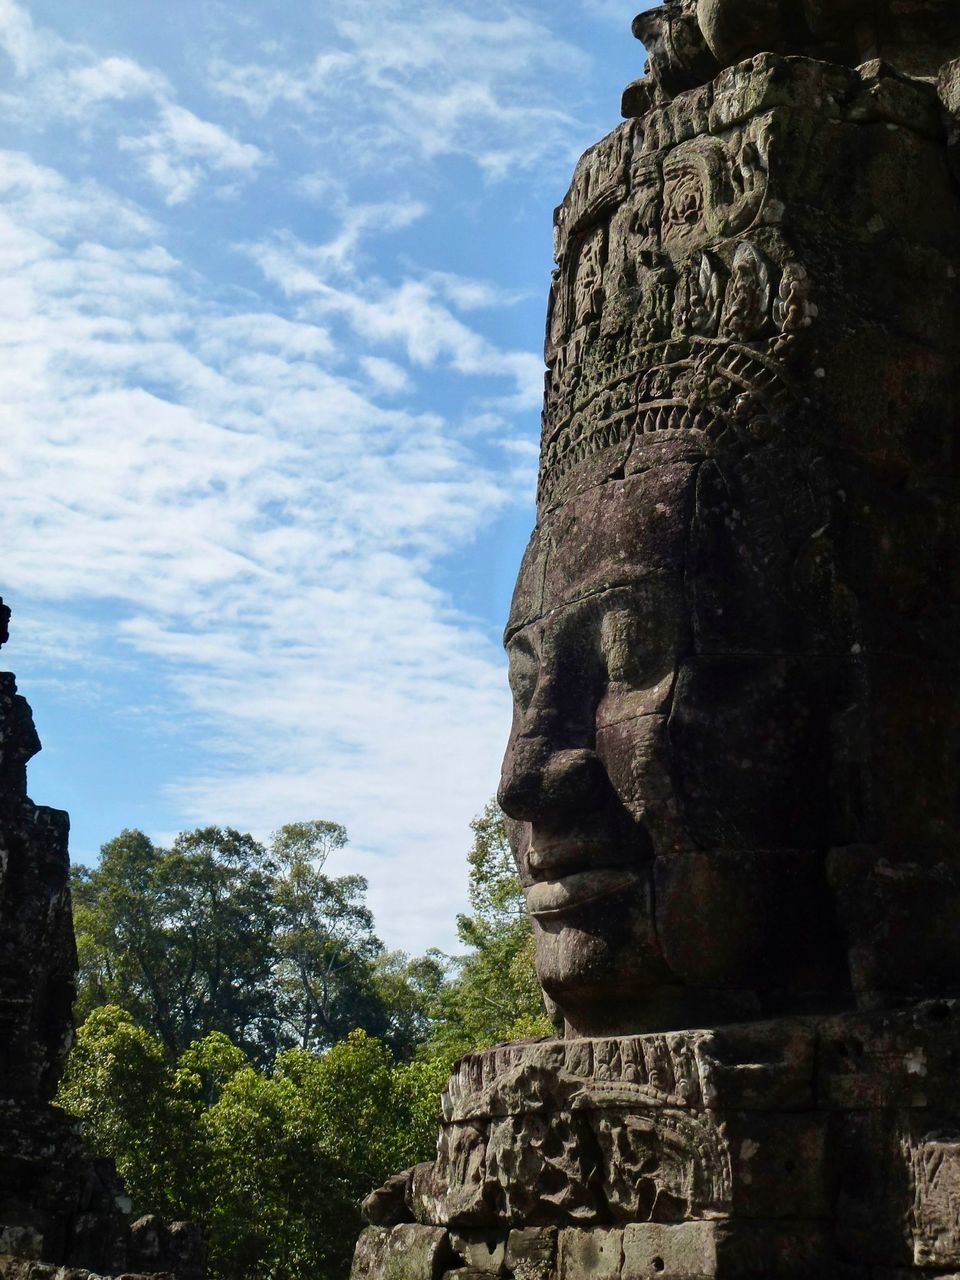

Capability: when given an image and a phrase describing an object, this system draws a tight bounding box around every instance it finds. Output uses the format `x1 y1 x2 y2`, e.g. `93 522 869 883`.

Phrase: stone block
352 1226 453 1280
816 1002 960 1111
696 1020 815 1111
505 1229 557 1280
621 1221 833 1280
872 1274 960 1280
835 1108 960 1269
721 1113 830 1220
834 1112 914 1267
621 1222 716 1278
0 1228 42 1261
449 1232 507 1274
709 1223 831 1279
910 1130 960 1268
0 1266 176 1280
557 1228 623 1280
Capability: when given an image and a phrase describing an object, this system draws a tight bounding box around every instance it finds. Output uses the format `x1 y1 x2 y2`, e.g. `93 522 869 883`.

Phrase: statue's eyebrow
506 577 680 644
504 626 537 656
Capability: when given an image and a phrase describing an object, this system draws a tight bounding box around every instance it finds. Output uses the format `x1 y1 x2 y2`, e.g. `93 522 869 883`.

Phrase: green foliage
57 1005 176 1216
63 800 552 1280
73 821 439 1063
72 828 278 1059
270 821 385 1054
369 950 446 1060
58 1017 441 1280
427 799 553 1056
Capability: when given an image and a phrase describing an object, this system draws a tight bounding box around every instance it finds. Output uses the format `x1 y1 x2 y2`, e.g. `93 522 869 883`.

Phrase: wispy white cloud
1 0 587 953
210 51 352 117
55 56 170 114
359 355 411 395
0 149 532 950
0 149 159 245
282 195 428 275
0 0 264 203
0 0 58 77
119 102 265 204
209 1 589 182
245 235 543 409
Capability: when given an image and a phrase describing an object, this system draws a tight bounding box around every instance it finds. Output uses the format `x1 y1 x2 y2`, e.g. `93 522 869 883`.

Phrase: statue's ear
686 456 790 653
687 449 847 654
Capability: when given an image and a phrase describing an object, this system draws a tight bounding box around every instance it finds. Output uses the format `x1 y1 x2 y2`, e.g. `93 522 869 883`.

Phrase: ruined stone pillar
0 602 204 1280
354 4 960 1277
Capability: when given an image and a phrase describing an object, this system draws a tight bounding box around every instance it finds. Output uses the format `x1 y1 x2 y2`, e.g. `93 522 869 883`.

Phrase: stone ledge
440 1003 960 1124
353 1222 838 1280
0 1264 174 1280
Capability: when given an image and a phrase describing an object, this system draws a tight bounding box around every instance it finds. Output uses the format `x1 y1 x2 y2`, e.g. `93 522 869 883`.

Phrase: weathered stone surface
365 1169 417 1227
125 1220 203 1280
0 1264 174 1280
557 1230 623 1280
908 1131 960 1269
637 0 960 95
354 6 960 1279
449 1234 507 1275
352 1227 453 1280
499 40 960 1043
621 1220 832 1279
505 1230 557 1280
359 1012 960 1272
621 1223 716 1279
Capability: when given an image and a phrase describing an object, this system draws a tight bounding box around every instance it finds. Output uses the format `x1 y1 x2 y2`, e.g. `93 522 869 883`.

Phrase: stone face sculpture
498 33 960 1042
0 601 204 1280
354 4 960 1275
634 0 960 96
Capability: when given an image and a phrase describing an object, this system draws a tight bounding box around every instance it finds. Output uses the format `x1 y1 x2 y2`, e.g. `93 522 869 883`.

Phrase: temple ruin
0 600 203 1280
354 2 960 1276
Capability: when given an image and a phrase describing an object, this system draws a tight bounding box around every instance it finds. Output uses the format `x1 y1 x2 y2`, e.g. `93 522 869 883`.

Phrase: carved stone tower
353 4 960 1277
0 601 204 1280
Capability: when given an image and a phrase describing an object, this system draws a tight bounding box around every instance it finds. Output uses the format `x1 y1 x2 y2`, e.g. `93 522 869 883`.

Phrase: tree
72 827 278 1059
270 821 384 1053
368 950 446 1060
198 1030 439 1280
425 799 554 1059
61 802 555 1280
57 1005 178 1218
73 820 439 1064
58 1020 442 1280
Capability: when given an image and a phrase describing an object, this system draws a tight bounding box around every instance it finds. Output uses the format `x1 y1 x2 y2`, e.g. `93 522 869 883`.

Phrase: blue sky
1 0 649 955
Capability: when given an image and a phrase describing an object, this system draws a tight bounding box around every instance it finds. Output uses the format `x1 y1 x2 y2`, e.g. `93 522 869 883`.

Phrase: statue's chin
531 902 770 1038
531 896 674 1036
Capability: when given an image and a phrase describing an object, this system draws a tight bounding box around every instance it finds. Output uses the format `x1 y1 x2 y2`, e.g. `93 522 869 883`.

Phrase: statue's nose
498 736 606 824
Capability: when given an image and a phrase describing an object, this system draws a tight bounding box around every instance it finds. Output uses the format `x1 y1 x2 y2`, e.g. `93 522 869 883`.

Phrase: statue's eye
507 645 539 711
600 609 648 684
601 611 647 686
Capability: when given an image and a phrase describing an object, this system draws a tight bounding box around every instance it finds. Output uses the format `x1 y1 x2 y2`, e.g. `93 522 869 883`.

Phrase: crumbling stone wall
0 600 203 1280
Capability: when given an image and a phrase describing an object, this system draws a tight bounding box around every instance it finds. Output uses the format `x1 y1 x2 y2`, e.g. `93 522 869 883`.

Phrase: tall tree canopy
64 801 553 1280
271 820 382 1052
72 821 431 1061
73 827 278 1058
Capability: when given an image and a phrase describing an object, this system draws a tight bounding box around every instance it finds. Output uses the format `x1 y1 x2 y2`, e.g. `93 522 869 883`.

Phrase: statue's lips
525 868 639 919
